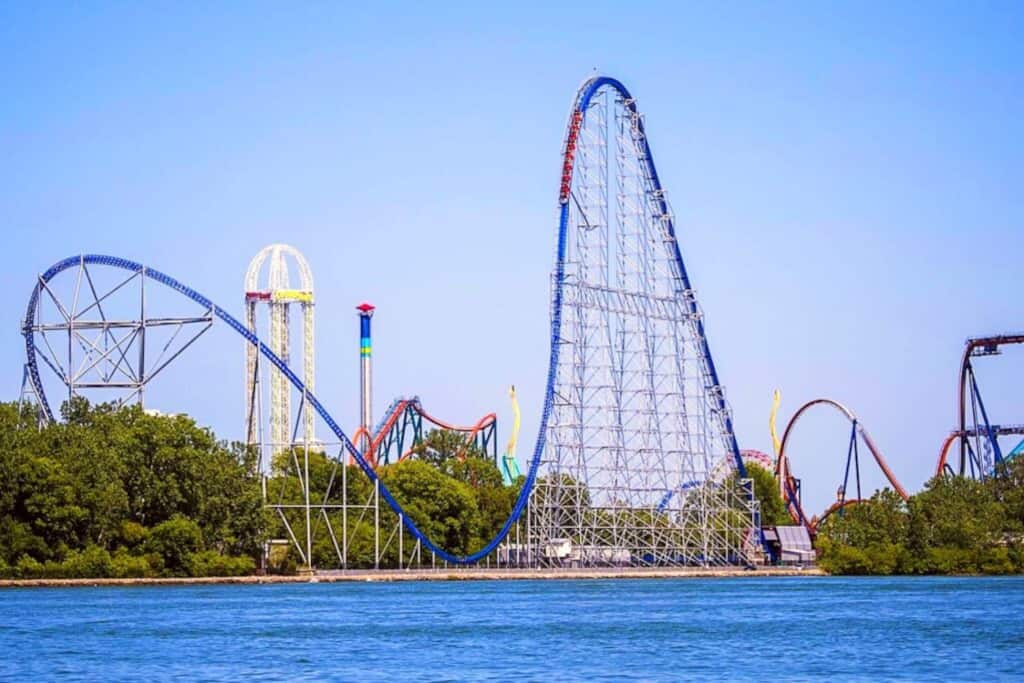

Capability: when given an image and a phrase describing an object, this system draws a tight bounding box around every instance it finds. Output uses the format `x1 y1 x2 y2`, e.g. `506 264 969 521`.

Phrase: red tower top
356 302 375 314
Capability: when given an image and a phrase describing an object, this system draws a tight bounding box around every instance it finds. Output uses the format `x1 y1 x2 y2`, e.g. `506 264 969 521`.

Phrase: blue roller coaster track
23 75 745 564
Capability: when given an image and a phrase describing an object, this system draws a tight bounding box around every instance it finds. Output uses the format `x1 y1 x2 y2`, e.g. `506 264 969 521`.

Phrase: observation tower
244 244 316 452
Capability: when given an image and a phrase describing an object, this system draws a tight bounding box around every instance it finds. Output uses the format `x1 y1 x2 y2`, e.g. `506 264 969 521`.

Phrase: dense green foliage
744 463 790 526
0 400 263 578
12 396 1018 577
816 459 1024 575
0 398 523 577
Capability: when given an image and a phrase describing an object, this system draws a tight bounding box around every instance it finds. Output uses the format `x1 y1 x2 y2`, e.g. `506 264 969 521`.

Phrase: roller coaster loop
775 398 908 532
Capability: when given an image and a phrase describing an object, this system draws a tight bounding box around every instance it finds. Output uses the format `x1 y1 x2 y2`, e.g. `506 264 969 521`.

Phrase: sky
2 2 1022 515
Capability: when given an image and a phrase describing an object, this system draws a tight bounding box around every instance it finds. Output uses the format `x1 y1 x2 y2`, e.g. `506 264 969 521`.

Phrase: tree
815 489 912 575
379 460 480 556
0 400 265 579
741 463 790 526
908 475 1006 573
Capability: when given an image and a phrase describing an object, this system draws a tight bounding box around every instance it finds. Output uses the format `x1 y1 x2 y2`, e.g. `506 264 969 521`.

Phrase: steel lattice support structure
22 76 760 569
956 335 1024 479
244 244 316 454
22 256 214 421
930 334 1024 479
525 76 758 567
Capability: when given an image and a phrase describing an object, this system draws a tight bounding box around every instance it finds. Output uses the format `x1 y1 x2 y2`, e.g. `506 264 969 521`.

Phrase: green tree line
0 399 264 579
13 396 1017 577
816 458 1024 575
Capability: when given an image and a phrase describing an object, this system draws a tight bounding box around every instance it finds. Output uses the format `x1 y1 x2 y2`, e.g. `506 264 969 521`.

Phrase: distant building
763 526 816 565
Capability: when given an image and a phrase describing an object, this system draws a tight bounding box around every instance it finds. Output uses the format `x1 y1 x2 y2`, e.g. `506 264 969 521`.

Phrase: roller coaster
352 396 498 468
20 75 756 568
935 334 1024 479
20 74 1019 561
774 398 908 532
774 333 1022 533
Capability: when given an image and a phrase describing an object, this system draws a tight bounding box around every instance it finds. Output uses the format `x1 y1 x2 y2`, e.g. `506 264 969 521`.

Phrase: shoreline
0 566 824 588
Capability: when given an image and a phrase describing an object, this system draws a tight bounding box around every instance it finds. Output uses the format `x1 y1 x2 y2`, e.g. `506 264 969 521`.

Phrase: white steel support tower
527 77 757 567
245 244 316 457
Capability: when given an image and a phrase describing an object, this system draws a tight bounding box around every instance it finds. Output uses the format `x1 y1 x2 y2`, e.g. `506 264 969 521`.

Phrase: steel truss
527 77 758 567
23 256 213 420
264 395 499 570
263 397 422 571
957 335 1024 479
22 255 522 568
931 334 1024 479
22 76 758 570
244 244 316 455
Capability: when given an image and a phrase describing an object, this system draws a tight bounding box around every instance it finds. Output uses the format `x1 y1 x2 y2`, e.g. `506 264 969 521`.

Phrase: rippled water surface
2 576 1023 681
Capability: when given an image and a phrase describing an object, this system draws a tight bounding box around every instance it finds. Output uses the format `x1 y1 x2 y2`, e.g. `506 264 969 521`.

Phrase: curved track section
24 255 510 564
948 335 1024 479
814 498 866 530
936 425 1024 478
25 75 747 566
529 76 755 565
775 398 908 530
566 76 746 476
363 396 496 466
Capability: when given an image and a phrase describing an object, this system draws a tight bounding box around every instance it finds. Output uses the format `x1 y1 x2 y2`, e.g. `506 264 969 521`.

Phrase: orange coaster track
775 398 908 534
356 397 497 468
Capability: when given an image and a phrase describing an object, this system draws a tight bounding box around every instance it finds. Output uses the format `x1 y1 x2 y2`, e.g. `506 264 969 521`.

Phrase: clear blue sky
2 2 1022 514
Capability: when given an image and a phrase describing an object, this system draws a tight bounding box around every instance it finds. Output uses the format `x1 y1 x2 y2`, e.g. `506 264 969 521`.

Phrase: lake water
1 576 1022 681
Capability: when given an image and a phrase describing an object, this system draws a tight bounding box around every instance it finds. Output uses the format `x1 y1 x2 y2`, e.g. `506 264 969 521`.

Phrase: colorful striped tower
356 303 375 452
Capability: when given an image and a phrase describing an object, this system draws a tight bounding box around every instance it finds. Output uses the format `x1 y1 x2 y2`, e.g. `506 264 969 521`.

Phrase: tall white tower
244 244 316 453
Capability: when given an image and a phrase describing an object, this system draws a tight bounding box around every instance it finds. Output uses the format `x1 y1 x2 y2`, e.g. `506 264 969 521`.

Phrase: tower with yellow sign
244 244 316 453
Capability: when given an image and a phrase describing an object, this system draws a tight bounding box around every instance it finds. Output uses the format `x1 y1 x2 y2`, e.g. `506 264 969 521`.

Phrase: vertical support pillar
138 266 146 408
374 478 380 570
342 454 348 569
304 435 312 571
357 303 375 453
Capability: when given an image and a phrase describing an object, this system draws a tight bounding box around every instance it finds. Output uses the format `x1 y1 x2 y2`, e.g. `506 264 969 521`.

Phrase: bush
0 400 265 580
15 555 45 579
146 515 203 576
119 521 148 549
921 546 977 575
818 541 871 575
142 552 165 576
979 547 1015 575
188 551 255 577
61 546 113 578
111 548 155 578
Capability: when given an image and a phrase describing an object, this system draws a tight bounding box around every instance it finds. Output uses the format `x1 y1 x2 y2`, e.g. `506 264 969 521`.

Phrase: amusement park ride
774 333 1024 533
16 75 1022 568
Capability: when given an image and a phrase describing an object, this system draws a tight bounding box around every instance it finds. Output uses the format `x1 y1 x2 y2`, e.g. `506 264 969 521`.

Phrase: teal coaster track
23 75 746 564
